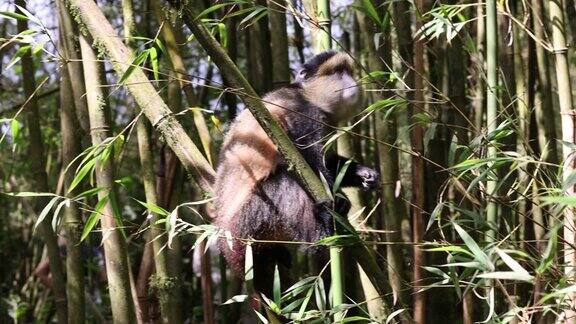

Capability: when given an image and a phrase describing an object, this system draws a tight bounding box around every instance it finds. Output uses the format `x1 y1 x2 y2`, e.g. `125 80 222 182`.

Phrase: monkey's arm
326 155 380 190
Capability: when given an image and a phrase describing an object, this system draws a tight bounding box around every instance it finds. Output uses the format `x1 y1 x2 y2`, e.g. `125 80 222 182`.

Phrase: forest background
1 0 576 322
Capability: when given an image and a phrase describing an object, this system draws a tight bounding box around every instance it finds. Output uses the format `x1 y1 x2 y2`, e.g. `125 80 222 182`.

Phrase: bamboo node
89 125 109 132
152 113 173 129
552 47 569 54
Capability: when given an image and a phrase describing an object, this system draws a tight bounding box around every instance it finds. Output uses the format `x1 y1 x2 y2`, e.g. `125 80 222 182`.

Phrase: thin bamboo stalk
16 2 68 323
412 0 427 321
79 35 136 324
59 49 86 324
122 1 180 321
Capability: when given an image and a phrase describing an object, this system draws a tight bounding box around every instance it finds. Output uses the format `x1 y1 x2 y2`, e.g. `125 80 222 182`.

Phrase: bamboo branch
67 0 215 195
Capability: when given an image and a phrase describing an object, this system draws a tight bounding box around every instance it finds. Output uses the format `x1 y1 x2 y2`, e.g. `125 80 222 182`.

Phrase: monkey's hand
355 165 380 190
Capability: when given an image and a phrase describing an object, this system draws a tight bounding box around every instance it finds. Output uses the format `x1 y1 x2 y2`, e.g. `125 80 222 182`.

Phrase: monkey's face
298 51 362 123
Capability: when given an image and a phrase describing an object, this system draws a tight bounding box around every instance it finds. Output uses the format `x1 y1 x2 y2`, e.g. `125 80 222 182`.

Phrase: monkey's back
213 85 330 274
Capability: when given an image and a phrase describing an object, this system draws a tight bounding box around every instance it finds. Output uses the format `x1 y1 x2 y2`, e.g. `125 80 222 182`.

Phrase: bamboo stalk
122 1 181 321
412 0 427 321
56 0 90 134
267 0 290 86
58 46 86 324
151 0 214 165
485 0 498 248
67 0 215 195
548 0 576 319
309 0 345 319
15 2 68 323
79 34 136 324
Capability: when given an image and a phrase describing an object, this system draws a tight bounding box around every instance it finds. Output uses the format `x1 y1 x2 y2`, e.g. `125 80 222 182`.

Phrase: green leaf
34 196 60 232
452 222 490 269
539 285 576 304
362 97 407 114
119 50 149 84
6 45 31 70
196 3 230 19
0 11 28 20
218 23 228 49
314 277 326 313
386 309 407 324
4 192 57 198
537 225 559 274
297 285 314 319
273 264 281 307
221 294 248 305
73 187 105 200
68 158 96 193
495 248 532 280
254 310 269 324
340 316 371 323
477 271 533 282
239 6 267 28
10 119 20 140
332 159 352 194
361 0 381 25
541 195 576 206
245 243 254 282
426 245 474 258
149 47 159 80
133 198 169 216
81 195 109 241
153 38 166 53
14 5 40 25
32 41 46 55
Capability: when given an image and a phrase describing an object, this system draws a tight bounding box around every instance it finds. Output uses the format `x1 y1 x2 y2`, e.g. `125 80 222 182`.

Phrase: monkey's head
296 51 362 123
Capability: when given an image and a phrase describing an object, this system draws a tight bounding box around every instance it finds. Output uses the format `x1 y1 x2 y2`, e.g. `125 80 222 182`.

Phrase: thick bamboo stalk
548 0 576 319
532 0 560 165
56 0 90 134
79 35 136 324
267 0 290 86
121 1 180 321
16 2 68 323
67 0 215 195
151 0 214 165
309 0 344 319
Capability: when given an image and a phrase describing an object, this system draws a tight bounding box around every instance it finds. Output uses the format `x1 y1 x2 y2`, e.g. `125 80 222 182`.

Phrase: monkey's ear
295 68 308 82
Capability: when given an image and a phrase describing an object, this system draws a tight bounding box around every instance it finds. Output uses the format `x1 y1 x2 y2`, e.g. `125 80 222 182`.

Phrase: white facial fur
303 72 362 123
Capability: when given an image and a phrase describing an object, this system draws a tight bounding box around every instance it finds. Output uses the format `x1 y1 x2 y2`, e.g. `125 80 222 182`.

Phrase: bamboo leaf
221 294 248 305
386 309 407 324
0 11 28 20
149 47 159 80
254 310 269 324
81 195 109 241
133 198 169 216
68 158 96 193
196 3 230 19
477 271 533 282
34 196 60 232
537 225 560 274
273 264 281 307
361 0 381 25
6 45 32 70
452 222 490 269
119 50 149 84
